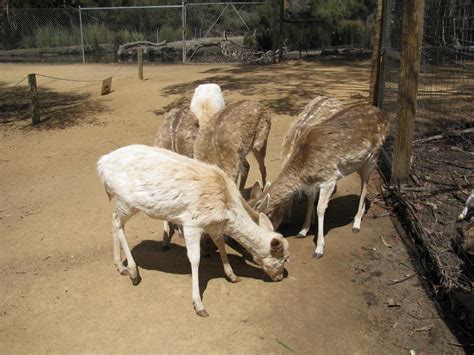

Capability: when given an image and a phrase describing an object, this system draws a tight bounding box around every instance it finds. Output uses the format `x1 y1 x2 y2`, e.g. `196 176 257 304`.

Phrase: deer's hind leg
353 157 377 233
112 204 140 285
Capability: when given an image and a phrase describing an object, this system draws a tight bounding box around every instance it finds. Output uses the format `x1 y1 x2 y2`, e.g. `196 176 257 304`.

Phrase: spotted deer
251 104 389 258
194 100 271 191
97 145 289 317
278 96 343 231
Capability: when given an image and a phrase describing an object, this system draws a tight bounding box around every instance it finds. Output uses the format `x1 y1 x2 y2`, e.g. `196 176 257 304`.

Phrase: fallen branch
410 324 434 336
117 40 166 57
380 235 392 248
413 127 474 144
388 273 416 285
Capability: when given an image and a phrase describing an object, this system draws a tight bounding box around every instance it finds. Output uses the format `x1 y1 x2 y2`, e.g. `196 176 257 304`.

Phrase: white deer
251 104 389 258
97 145 289 317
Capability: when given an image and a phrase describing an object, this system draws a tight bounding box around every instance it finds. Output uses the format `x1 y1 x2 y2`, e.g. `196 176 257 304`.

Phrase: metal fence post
79 6 85 64
182 0 186 64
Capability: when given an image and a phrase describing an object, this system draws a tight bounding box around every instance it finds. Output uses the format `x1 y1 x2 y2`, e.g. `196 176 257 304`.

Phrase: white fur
97 145 288 316
190 83 225 124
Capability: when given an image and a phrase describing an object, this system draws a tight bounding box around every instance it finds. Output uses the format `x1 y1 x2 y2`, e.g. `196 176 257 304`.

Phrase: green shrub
31 25 77 48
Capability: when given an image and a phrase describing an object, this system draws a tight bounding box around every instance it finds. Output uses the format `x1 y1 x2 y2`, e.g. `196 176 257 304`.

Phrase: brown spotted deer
278 96 343 232
97 145 289 317
281 96 343 166
194 100 271 191
251 104 389 258
154 108 199 159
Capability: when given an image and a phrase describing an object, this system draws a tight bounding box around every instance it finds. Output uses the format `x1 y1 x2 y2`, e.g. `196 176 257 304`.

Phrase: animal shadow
131 240 267 298
278 194 363 238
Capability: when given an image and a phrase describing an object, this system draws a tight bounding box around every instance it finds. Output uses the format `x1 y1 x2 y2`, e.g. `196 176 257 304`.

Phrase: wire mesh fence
185 2 273 63
378 0 473 292
0 2 273 64
0 7 83 62
80 5 184 63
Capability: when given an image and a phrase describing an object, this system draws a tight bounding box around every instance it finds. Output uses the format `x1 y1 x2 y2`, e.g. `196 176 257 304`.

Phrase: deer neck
266 172 301 212
224 211 271 259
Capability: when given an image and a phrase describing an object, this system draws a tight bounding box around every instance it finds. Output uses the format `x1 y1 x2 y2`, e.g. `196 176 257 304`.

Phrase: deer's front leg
183 225 208 317
213 236 241 283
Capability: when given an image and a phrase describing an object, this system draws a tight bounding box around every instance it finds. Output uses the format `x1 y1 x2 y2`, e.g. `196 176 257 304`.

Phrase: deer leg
297 190 317 238
253 143 267 186
353 160 373 233
239 159 250 191
162 221 174 251
213 236 241 283
182 225 208 317
200 233 217 257
313 183 336 259
112 210 141 285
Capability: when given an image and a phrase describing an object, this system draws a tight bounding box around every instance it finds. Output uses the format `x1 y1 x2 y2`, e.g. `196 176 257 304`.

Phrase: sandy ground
0 61 464 353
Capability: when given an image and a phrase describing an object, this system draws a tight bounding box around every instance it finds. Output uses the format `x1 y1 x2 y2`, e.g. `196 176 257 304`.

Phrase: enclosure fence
0 2 379 64
373 0 473 292
0 2 273 64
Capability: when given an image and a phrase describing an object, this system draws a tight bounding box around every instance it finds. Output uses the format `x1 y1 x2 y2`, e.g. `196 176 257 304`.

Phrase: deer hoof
196 309 209 317
230 276 242 283
312 252 324 259
352 227 360 234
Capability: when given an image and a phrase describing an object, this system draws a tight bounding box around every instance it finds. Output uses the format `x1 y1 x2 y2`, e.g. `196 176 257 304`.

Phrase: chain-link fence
280 2 377 60
0 7 83 62
376 0 473 292
0 2 273 64
80 5 184 63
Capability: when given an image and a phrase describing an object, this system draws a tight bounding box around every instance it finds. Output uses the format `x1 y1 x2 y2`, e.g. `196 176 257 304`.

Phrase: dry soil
0 61 464 353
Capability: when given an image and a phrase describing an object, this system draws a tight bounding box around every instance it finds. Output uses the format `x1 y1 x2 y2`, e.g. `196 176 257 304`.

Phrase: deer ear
259 212 274 231
257 194 270 212
263 181 272 192
250 180 262 200
270 238 283 252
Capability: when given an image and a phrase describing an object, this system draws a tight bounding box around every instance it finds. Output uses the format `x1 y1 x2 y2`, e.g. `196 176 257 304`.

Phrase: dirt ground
0 61 465 353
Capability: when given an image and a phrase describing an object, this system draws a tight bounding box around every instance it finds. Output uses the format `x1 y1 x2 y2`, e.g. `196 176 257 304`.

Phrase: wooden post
138 47 144 80
391 0 425 184
368 0 384 106
28 73 40 125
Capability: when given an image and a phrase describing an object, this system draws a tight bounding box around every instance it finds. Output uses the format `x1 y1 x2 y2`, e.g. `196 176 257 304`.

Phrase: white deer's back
97 145 237 229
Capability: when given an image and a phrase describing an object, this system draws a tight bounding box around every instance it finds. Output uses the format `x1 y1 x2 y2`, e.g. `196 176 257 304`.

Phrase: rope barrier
10 66 124 89
35 73 103 83
12 76 28 87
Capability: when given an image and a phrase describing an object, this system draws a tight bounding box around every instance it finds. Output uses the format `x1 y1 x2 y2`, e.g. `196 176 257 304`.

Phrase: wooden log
138 47 143 80
391 0 425 184
28 73 40 125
